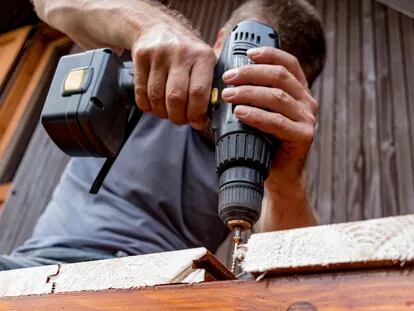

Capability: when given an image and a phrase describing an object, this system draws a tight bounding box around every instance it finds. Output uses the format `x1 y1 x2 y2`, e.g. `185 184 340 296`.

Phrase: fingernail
222 87 238 99
234 106 250 118
247 47 263 57
222 69 238 81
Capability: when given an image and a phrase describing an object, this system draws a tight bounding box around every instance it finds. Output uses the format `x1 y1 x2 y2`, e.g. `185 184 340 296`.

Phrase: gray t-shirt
16 113 227 255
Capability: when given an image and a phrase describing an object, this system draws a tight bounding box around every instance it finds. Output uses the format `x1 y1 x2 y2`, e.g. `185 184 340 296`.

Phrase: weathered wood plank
374 0 414 18
316 0 336 224
401 15 414 212
361 0 382 220
0 268 413 310
346 0 363 221
332 0 349 223
0 124 70 254
374 2 399 216
0 248 233 298
0 26 31 92
386 8 414 214
306 0 324 213
242 215 414 275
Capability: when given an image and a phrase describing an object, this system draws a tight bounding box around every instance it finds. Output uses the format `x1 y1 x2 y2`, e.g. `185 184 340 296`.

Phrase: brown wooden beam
375 0 414 18
1 268 413 310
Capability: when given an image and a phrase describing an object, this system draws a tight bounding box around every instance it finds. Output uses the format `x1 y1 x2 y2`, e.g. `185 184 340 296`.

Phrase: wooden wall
307 0 414 223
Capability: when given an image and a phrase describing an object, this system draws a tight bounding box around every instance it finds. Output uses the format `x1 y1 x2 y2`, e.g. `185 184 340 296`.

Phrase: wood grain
0 248 233 298
375 0 414 18
361 0 382 220
386 8 414 214
374 2 399 216
242 215 414 275
316 0 336 224
0 33 71 168
347 0 363 221
0 268 413 310
332 0 349 223
0 26 31 92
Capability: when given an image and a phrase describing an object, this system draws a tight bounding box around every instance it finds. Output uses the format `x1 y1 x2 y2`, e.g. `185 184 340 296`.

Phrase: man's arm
258 177 318 232
32 0 216 129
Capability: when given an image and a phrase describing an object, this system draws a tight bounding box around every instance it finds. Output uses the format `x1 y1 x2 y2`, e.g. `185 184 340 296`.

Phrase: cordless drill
41 20 280 271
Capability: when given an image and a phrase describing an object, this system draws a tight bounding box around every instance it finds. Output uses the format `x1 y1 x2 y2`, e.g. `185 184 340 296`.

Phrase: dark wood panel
1 268 413 310
387 8 414 213
332 0 349 223
347 0 364 221
0 124 69 254
316 0 336 224
361 0 382 220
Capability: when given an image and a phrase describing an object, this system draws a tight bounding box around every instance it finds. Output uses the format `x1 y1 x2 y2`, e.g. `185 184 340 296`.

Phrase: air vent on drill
233 47 248 56
234 31 260 44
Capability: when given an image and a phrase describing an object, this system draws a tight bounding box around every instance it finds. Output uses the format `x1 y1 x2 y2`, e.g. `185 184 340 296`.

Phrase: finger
165 63 191 125
187 57 215 129
247 47 308 89
147 60 168 119
221 86 315 123
222 64 309 101
133 49 151 112
233 105 313 144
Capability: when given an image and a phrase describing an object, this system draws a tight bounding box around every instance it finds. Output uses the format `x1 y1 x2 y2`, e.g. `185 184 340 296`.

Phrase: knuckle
135 47 150 58
289 54 300 67
274 114 287 129
196 45 215 57
148 89 164 105
189 85 207 99
274 65 288 80
302 127 315 145
167 90 185 106
304 111 316 125
308 97 318 114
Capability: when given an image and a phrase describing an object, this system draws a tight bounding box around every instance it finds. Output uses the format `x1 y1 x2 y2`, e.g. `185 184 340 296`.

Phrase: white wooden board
0 247 210 298
243 215 414 274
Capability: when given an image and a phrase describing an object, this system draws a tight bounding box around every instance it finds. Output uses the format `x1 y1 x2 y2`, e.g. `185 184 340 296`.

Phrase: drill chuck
216 133 272 230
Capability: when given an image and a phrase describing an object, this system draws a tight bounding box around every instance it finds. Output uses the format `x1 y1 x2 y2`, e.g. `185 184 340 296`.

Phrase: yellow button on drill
64 69 85 93
62 67 93 96
211 87 219 105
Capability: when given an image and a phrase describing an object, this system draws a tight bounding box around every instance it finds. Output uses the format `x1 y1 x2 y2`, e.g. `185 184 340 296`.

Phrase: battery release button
62 67 93 96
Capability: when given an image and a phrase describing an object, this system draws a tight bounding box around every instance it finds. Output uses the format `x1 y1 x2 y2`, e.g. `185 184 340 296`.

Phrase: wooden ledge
0 247 233 298
0 268 412 310
242 214 414 276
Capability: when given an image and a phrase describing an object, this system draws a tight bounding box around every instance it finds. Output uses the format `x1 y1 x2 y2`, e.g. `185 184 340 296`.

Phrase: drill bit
230 226 242 274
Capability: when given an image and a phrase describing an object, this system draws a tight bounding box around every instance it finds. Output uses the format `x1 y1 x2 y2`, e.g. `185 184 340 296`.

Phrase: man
0 0 325 270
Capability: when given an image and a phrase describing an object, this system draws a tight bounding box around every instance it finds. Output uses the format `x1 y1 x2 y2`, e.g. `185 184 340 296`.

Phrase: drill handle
118 61 135 107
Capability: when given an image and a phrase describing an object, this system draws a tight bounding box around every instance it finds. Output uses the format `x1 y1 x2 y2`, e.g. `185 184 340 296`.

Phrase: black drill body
211 21 280 231
41 20 280 232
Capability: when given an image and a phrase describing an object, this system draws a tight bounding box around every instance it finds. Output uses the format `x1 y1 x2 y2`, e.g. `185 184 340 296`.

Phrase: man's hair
222 0 326 86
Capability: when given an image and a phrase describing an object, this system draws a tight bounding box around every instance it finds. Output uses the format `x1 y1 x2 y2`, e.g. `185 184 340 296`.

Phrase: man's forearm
257 176 318 232
32 0 186 50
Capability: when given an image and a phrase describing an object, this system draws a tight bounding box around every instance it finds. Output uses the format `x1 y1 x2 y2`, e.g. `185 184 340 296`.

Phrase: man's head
214 0 326 86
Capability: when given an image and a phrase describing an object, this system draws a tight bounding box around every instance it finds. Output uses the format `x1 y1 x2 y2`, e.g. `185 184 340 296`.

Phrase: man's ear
214 28 226 50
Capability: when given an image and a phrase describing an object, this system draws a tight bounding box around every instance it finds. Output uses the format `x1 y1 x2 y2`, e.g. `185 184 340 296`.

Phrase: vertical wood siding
169 0 414 224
